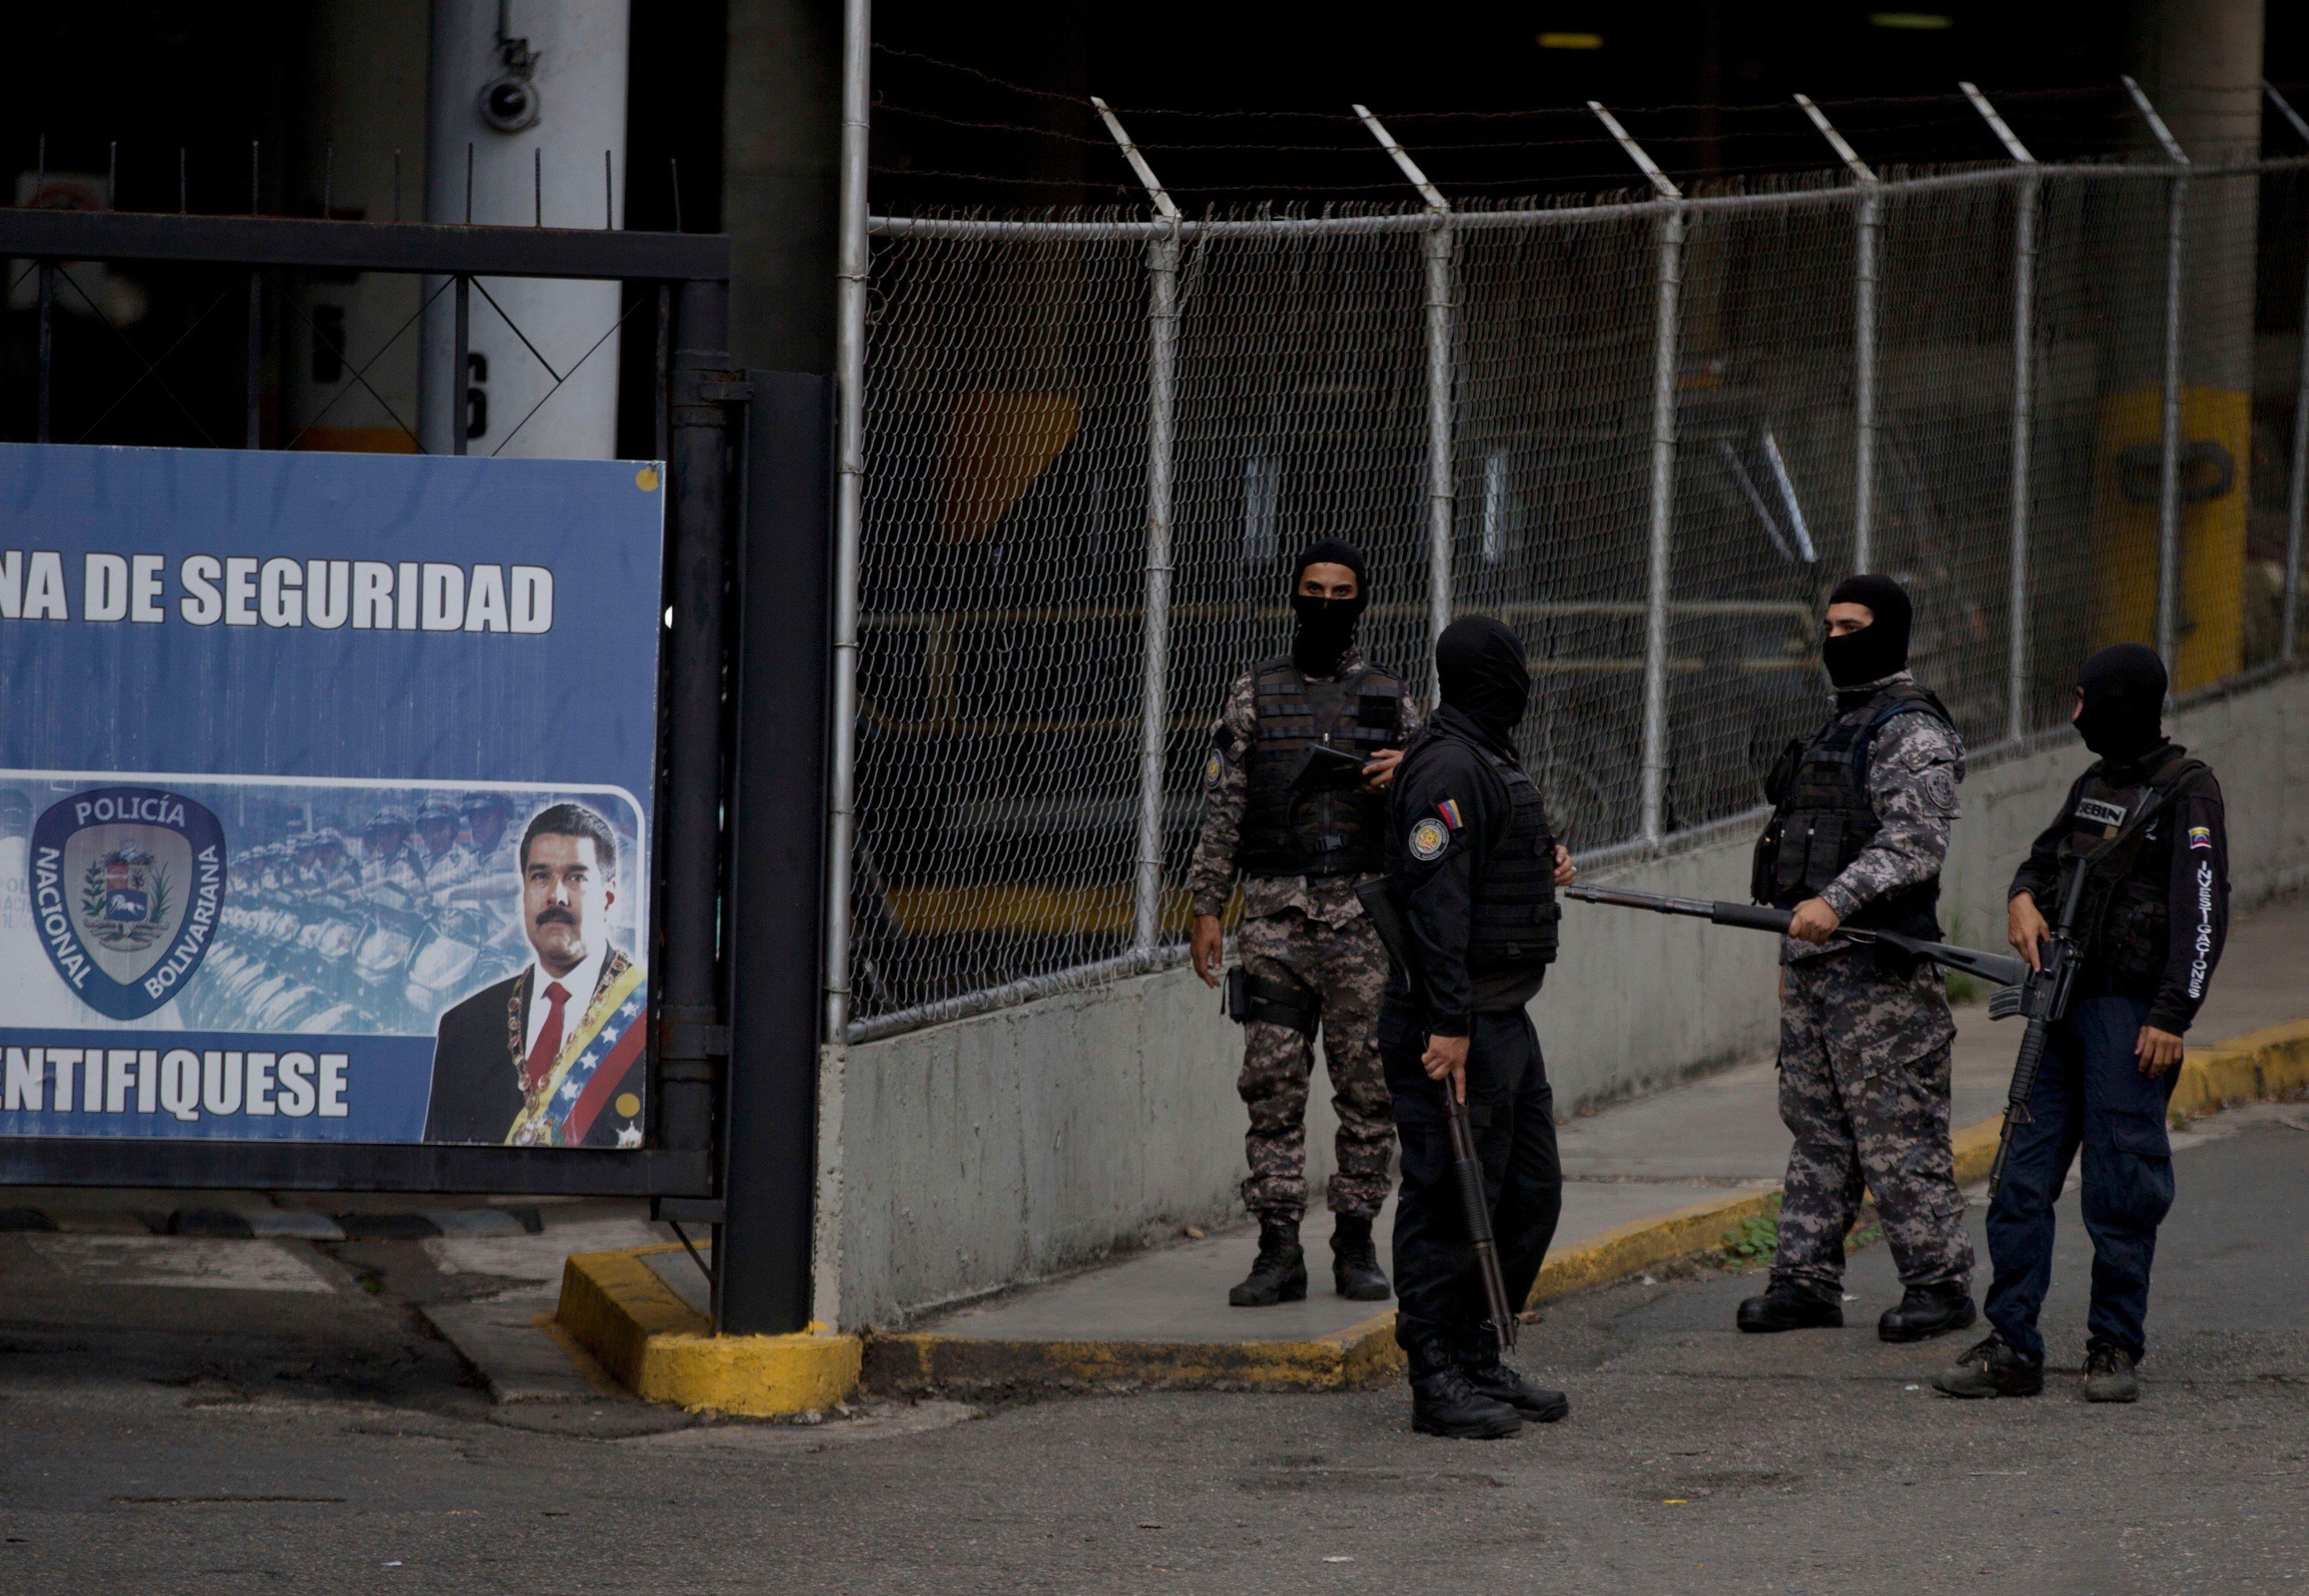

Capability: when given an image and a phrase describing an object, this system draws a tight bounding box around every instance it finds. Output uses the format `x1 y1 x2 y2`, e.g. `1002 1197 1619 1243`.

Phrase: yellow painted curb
555 1245 862 1416
2170 1018 2309 1120
568 1016 2309 1406
1527 1184 1780 1307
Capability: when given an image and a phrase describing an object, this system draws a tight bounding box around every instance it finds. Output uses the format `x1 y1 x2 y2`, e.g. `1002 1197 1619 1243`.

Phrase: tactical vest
1239 656 1406 879
1750 681 1952 941
1468 747 1561 972
1388 726 1561 972
2056 750 2207 987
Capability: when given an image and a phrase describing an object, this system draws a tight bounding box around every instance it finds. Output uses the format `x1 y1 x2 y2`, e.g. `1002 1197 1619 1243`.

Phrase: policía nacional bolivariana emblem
30 786 228 1020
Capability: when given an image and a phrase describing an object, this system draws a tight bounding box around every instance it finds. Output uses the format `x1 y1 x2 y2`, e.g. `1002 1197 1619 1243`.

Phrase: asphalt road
3 1106 2304 1595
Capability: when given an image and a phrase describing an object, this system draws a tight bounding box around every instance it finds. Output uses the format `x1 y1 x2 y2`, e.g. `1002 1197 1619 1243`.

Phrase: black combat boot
1228 1218 1308 1307
1329 1213 1392 1302
2083 1342 2140 1403
1735 1284 1844 1333
1459 1331 1569 1423
1931 1332 2044 1399
1877 1281 1977 1343
1407 1339 1521 1440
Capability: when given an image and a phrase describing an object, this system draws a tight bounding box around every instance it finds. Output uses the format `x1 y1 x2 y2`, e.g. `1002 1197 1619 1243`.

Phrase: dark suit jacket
423 951 638 1146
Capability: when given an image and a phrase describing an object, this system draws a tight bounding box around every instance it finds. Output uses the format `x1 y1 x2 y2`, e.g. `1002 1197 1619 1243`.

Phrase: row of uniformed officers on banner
1188 540 2230 1439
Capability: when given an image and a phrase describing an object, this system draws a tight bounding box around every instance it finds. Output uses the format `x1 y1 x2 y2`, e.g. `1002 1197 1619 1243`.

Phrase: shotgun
1562 884 2031 989
1353 877 1518 1351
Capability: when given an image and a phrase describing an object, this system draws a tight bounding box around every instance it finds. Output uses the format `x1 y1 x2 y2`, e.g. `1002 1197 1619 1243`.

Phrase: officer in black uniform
1380 615 1577 1439
1936 643 2228 1405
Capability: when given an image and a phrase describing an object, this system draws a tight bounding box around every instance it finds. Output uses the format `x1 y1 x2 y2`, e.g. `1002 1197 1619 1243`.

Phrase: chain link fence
843 156 2309 1041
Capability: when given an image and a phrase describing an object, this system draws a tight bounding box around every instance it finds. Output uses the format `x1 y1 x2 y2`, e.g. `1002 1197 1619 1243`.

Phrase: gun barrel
1564 884 1715 918
1446 1093 1518 1351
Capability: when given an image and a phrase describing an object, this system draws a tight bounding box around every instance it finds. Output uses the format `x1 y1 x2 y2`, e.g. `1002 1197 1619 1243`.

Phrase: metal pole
2124 75 2190 670
1092 98 1181 956
659 277 735 1157
35 260 53 443
824 0 871 1041
722 371 837 1337
2269 82 2309 662
248 140 262 449
1592 102 1682 848
246 271 263 449
1795 95 1878 570
452 276 470 457
1355 105 1455 672
1963 82 2041 740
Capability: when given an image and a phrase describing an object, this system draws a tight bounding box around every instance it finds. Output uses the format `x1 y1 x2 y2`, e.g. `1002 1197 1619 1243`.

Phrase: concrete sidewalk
895 892 2308 1360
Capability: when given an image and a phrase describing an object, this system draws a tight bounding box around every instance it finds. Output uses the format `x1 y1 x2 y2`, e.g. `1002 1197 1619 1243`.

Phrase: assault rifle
1983 857 2090 1195
1562 885 2031 989
1353 877 1518 1351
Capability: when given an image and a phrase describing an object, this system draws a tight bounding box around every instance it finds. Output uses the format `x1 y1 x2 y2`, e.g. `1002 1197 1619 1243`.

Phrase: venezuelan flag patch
1436 797 1464 831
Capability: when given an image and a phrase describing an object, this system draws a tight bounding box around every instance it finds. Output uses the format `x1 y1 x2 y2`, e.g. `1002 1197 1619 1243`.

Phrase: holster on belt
1223 965 1321 1037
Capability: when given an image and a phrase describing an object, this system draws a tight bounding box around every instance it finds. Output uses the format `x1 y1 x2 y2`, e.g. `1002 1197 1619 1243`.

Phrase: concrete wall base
828 666 2309 1331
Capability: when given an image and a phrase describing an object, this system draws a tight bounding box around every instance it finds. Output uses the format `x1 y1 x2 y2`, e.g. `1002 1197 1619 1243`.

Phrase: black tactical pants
1379 997 1562 1355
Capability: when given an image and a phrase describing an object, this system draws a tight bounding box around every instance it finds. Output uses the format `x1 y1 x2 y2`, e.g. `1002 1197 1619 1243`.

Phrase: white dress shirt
523 943 607 1063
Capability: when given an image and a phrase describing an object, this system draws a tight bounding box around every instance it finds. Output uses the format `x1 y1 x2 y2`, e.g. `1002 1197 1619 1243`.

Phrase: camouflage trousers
1235 907 1396 1222
1772 949 1974 1299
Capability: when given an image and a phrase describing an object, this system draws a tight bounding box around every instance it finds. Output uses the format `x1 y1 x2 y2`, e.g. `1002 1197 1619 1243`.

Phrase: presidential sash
504 958 647 1147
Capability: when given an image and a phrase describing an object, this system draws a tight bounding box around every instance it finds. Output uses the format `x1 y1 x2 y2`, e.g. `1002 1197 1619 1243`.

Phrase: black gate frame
0 207 827 1290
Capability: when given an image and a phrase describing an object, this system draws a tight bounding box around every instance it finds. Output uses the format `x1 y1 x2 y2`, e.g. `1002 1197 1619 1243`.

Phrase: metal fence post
1795 96 1878 571
1091 99 1181 957
1963 82 2041 740
2124 76 2191 670
824 0 872 1040
1592 102 1683 848
1355 106 1455 674
2270 82 2309 662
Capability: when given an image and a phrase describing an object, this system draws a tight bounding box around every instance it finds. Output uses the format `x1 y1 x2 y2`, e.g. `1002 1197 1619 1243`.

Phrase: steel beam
0 207 727 281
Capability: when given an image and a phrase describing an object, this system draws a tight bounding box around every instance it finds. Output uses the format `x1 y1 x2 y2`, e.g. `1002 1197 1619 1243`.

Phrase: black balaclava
1436 615 1531 745
2075 642 2168 762
1289 538 1370 674
1822 573 1914 690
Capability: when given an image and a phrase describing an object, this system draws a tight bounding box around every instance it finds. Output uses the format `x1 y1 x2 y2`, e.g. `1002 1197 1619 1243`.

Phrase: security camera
479 74 540 133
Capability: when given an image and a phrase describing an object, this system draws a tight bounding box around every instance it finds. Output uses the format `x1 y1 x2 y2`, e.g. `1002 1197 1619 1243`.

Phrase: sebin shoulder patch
1408 816 1451 862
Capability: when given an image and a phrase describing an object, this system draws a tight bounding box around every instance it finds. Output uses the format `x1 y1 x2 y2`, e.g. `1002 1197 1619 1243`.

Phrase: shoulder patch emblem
1920 768 1958 813
2187 824 2213 850
1204 750 1224 786
1408 817 1450 862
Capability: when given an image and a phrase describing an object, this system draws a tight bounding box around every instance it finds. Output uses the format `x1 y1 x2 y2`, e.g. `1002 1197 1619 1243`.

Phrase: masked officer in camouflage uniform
1189 539 1418 1308
1936 644 2228 1404
1741 574 1977 1343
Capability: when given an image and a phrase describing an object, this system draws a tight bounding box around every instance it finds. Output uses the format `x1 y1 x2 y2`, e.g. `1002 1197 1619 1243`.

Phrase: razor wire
845 158 2309 1040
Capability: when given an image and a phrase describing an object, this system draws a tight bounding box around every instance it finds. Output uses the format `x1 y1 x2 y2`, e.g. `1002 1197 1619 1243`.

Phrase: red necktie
523 981 570 1096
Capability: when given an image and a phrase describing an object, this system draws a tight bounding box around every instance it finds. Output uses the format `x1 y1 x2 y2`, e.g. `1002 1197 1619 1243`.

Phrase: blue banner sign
0 444 664 1149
